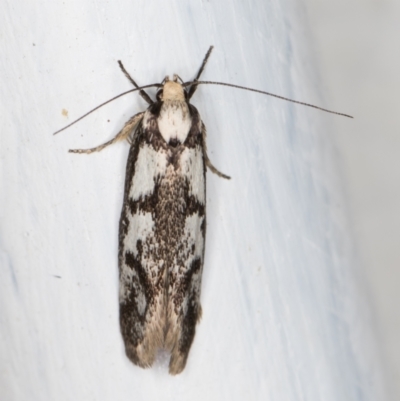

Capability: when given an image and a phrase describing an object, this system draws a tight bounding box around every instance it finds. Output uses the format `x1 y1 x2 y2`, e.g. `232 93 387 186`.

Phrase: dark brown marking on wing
120 245 154 348
178 257 202 355
184 105 202 148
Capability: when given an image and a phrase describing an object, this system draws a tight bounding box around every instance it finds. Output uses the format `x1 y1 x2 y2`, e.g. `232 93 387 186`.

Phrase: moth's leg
118 61 154 105
69 112 144 154
201 122 231 179
187 46 214 100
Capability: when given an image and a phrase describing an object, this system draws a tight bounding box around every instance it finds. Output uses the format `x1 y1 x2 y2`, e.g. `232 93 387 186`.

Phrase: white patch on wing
183 214 205 260
123 211 154 256
135 285 146 316
180 147 205 204
119 211 155 312
158 101 191 143
170 213 204 278
129 145 168 200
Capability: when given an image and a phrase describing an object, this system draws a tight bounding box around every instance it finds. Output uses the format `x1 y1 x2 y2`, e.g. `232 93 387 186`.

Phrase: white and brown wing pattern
58 49 229 374
118 81 207 374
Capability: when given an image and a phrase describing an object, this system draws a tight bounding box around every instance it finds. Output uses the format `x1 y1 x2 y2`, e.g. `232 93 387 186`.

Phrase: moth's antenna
118 60 153 105
185 80 353 119
187 46 214 100
53 83 162 136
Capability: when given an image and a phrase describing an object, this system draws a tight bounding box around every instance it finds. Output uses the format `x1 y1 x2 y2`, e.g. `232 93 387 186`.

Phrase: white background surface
305 0 400 398
0 0 390 400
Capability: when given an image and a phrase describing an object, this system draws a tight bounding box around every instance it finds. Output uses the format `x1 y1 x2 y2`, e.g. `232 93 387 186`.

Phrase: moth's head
157 75 187 102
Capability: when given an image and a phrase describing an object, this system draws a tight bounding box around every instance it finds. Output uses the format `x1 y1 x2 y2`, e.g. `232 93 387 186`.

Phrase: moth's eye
173 74 178 82
156 90 163 101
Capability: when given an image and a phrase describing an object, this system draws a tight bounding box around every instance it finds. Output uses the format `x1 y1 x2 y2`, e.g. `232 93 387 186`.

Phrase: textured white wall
305 0 400 398
0 0 388 400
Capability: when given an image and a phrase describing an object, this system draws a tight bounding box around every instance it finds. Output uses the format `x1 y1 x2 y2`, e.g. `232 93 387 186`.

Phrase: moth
54 47 351 375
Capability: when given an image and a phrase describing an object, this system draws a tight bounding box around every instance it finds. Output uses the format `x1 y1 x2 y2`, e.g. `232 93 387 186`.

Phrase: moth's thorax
157 100 192 144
